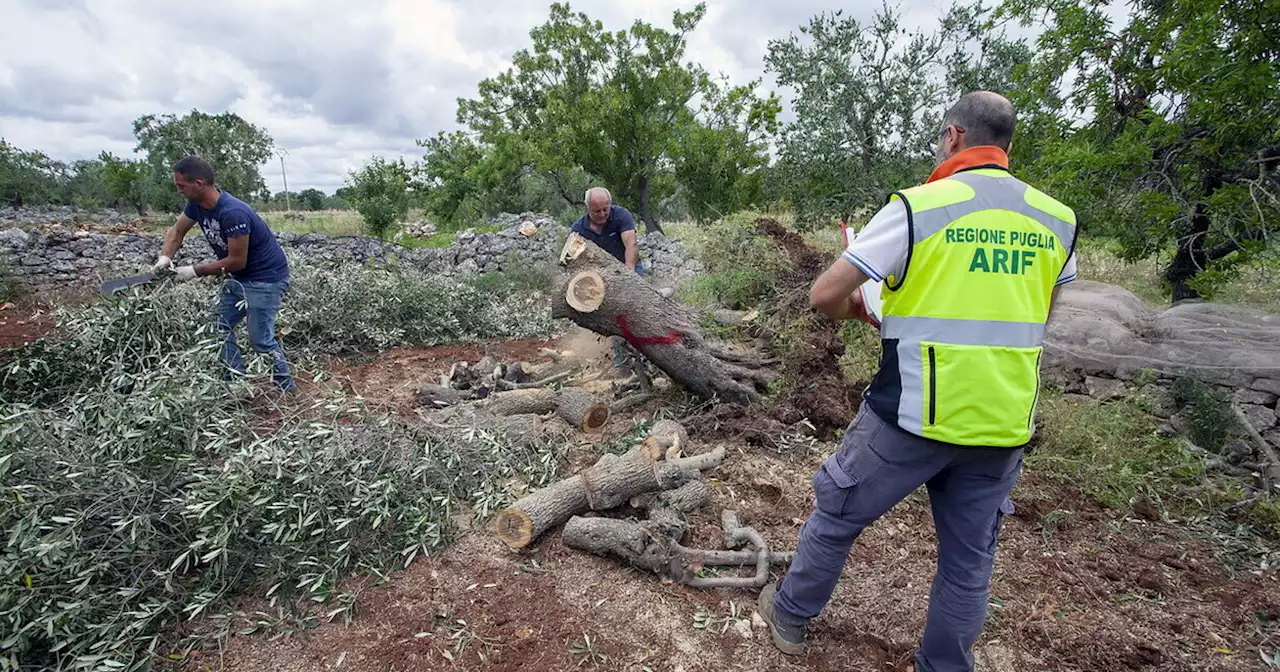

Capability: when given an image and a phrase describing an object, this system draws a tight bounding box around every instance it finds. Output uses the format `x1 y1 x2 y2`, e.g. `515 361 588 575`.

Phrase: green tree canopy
1000 0 1280 301
133 110 274 212
99 152 153 215
346 155 412 239
297 188 327 211
0 139 66 206
764 1 988 228
455 3 776 232
672 76 781 222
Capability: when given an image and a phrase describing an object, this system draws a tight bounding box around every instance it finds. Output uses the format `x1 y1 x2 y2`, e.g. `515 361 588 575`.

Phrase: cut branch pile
551 233 776 406
492 419 793 587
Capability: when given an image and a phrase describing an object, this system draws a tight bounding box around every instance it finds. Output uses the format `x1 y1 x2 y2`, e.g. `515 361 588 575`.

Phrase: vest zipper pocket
927 345 937 426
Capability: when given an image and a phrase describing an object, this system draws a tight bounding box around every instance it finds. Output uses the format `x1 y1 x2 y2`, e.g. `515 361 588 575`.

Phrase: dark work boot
758 581 807 655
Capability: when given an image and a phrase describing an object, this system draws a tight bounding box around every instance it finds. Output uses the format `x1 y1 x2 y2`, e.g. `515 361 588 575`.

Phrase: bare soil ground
0 297 58 348
183 346 1280 672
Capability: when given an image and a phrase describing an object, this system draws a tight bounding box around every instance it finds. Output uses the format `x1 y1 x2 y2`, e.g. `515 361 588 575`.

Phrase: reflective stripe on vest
865 168 1077 447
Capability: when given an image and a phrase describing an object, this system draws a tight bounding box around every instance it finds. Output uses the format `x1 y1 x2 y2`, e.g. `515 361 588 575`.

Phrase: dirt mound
755 218 866 438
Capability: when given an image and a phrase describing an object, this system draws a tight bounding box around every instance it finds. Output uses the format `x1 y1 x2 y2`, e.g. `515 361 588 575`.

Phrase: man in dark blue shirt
151 155 295 392
570 187 640 272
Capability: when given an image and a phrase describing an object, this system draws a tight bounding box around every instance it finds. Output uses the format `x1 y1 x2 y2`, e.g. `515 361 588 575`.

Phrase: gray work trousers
774 403 1022 672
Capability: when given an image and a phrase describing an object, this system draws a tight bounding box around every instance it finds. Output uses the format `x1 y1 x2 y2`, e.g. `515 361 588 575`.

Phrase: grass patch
406 223 505 249
1030 390 1202 510
1073 238 1168 305
838 319 882 382
464 257 557 294
263 210 366 236
1171 376 1235 452
0 259 20 303
1029 389 1279 538
673 214 790 311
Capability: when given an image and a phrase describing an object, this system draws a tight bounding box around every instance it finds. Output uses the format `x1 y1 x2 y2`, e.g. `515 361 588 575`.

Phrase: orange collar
926 146 1010 183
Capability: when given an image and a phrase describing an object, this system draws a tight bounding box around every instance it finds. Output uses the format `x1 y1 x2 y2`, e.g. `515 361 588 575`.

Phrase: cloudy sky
1 0 1058 194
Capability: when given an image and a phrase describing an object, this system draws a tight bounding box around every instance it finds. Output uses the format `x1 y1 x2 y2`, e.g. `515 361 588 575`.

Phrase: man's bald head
585 187 612 206
942 91 1017 151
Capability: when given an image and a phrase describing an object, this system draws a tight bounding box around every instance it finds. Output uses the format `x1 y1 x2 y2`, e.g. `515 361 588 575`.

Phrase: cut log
641 419 689 460
552 233 775 405
610 393 654 413
677 547 794 567
486 388 557 416
684 514 770 588
492 447 725 549
497 371 573 391
483 413 545 437
630 479 712 513
566 270 606 313
555 387 611 432
416 384 472 408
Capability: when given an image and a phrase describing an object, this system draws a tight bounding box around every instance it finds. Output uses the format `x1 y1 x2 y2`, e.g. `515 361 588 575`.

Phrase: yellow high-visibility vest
864 167 1077 447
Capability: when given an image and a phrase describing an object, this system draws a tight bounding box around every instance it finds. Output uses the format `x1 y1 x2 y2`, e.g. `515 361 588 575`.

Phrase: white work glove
151 255 172 275
175 265 198 282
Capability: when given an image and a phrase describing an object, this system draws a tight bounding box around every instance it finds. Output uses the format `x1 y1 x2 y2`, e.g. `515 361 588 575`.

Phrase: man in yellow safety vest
757 91 1078 672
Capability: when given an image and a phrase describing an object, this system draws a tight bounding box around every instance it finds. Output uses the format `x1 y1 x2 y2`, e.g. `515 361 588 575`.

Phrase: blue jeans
774 404 1022 672
216 278 295 391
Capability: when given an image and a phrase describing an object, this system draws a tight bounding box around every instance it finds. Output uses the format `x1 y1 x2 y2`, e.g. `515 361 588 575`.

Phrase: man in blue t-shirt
571 187 640 272
151 155 295 392
571 187 665 375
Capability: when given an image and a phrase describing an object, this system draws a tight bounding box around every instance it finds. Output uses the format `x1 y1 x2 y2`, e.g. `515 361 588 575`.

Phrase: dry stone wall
0 209 703 288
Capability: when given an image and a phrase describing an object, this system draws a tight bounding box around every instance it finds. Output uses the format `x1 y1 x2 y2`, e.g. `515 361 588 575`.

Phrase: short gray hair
942 91 1017 151
585 187 612 204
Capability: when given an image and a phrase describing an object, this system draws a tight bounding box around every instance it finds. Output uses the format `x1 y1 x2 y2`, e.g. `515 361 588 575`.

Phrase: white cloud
1 0 1076 194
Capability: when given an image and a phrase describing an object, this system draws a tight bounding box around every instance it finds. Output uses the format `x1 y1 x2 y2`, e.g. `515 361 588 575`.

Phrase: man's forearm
160 225 184 259
625 245 638 270
194 258 244 277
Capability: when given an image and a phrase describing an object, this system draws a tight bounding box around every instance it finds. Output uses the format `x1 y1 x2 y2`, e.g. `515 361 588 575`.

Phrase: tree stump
552 233 774 405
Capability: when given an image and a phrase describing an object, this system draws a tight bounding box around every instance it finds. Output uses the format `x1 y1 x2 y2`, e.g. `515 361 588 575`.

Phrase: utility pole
277 148 291 212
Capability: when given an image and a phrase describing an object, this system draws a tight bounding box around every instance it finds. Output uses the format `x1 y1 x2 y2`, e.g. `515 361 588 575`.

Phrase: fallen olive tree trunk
492 420 724 549
551 233 775 405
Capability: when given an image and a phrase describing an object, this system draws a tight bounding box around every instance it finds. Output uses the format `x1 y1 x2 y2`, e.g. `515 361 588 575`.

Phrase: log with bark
554 387 611 433
493 446 725 549
552 233 775 405
477 387 611 432
492 420 723 549
562 505 789 587
484 388 557 416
